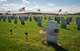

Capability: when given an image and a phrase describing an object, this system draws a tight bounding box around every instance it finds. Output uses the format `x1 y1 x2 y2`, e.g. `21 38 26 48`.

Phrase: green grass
0 15 80 51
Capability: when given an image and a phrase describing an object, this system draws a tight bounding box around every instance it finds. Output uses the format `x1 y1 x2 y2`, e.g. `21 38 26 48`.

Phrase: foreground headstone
46 20 59 44
61 18 67 29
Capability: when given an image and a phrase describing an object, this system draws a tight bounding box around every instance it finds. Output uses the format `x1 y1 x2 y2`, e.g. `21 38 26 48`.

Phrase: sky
0 0 80 13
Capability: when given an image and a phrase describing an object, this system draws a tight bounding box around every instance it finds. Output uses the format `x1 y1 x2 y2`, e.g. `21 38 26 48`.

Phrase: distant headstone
14 17 18 24
54 17 60 24
37 17 42 27
66 17 72 24
11 16 14 20
78 24 80 30
61 17 64 20
41 16 43 20
46 20 59 44
29 16 32 21
48 17 52 21
77 19 80 30
61 18 67 29
69 17 72 22
66 18 70 24
0 16 1 21
76 17 80 24
8 16 11 23
34 16 38 22
24 16 28 21
44 16 47 20
19 16 25 25
2 16 6 22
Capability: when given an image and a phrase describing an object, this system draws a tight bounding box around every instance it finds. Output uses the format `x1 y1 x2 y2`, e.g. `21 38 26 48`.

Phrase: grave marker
37 17 42 27
44 16 47 20
55 17 60 24
20 16 25 25
2 16 6 22
61 18 67 29
34 17 38 22
8 16 11 23
77 19 80 30
66 17 72 24
14 17 18 24
11 16 14 20
24 16 28 21
48 16 52 21
29 16 32 21
76 17 80 24
0 16 1 21
46 20 59 44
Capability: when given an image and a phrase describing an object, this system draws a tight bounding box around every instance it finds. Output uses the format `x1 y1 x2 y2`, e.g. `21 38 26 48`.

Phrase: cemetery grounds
0 15 80 51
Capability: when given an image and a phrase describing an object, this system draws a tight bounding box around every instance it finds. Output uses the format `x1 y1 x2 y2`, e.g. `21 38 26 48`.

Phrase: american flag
19 7 25 11
58 9 62 12
65 12 67 14
37 9 40 11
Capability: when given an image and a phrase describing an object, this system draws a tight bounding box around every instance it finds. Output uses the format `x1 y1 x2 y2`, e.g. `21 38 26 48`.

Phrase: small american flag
58 9 62 12
19 7 25 11
37 9 40 11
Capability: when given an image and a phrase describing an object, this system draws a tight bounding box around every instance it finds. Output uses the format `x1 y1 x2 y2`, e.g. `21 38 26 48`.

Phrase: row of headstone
0 16 80 30
76 17 80 30
0 16 16 22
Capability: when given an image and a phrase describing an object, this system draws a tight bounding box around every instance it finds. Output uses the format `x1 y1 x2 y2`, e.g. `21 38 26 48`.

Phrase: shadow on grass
42 41 68 51
66 28 70 30
50 44 68 51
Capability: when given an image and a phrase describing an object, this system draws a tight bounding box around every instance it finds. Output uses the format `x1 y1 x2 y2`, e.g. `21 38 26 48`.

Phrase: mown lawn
0 15 80 51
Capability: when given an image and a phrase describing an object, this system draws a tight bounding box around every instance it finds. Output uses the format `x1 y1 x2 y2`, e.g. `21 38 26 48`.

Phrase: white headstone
46 20 58 43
